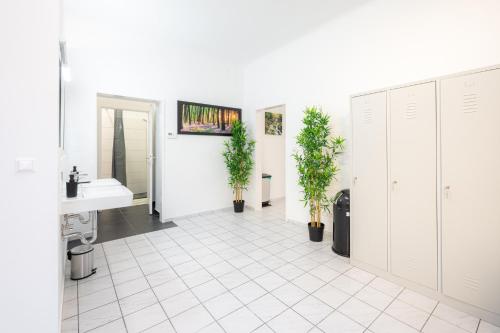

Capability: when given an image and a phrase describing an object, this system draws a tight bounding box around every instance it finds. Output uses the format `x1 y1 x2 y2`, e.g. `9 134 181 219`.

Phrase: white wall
243 0 500 227
262 106 285 200
0 0 60 332
63 9 244 219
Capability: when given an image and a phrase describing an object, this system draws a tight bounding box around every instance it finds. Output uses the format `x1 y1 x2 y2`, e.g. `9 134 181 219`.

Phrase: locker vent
463 93 479 113
363 108 373 124
405 102 417 119
464 276 479 292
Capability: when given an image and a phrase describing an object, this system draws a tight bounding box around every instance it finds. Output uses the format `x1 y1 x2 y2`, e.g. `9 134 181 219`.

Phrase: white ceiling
64 0 369 64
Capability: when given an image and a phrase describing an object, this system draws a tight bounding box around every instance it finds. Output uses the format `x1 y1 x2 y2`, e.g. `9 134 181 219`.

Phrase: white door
389 82 437 289
351 91 388 271
442 69 500 314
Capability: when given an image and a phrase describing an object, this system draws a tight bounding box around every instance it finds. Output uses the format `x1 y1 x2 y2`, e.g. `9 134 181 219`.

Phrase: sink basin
60 178 133 214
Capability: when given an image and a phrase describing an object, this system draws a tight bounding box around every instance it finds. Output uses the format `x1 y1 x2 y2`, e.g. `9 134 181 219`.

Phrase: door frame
253 104 286 212
96 93 159 215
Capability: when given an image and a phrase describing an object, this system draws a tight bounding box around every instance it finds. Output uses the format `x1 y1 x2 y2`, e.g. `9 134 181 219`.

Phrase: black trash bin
332 189 350 257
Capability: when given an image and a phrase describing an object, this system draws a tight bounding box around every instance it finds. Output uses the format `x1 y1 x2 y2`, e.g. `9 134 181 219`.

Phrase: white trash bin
262 173 271 206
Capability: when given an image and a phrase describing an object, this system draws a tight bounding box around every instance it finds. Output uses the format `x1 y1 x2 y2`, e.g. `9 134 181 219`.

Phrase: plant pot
233 200 245 213
308 222 325 242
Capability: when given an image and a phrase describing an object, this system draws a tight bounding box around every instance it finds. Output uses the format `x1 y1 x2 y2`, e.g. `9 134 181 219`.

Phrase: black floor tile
67 204 177 247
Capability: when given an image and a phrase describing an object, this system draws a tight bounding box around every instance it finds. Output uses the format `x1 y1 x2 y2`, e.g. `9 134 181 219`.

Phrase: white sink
60 178 133 215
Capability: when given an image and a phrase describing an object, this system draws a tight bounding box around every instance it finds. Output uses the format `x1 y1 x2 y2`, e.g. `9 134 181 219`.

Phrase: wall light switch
16 158 35 172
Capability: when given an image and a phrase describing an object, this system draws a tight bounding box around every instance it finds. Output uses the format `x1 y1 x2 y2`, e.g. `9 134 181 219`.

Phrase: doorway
97 94 157 214
255 105 286 215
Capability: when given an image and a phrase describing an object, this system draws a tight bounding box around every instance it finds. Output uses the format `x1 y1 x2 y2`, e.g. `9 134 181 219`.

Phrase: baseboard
350 258 500 326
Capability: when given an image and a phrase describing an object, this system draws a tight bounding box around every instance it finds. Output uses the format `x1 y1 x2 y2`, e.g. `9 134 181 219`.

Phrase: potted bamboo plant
223 120 255 213
293 106 345 242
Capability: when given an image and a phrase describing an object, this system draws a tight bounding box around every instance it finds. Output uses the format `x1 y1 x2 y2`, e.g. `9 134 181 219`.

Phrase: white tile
355 286 394 311
115 277 149 299
217 270 250 289
274 263 305 280
344 267 375 284
312 284 350 309
385 299 430 330
198 322 225 333
292 273 326 293
197 253 224 267
422 315 470 333
79 302 122 333
248 294 288 322
62 299 78 319
142 320 176 333
191 279 227 301
271 282 308 306
61 316 78 333
146 268 177 287
204 292 244 319
254 271 287 292
141 259 172 276
231 281 267 304
206 261 236 277
88 319 127 333
368 277 403 298
478 321 500 333
251 324 274 333
153 277 188 300
338 297 380 327
119 289 157 316
78 276 114 297
111 266 143 286
64 285 78 302
317 311 364 333
309 265 341 282
174 260 203 276
240 262 270 279
160 290 199 317
329 275 364 295
109 259 138 274
79 287 117 313
226 254 255 269
219 307 263 333
260 255 286 270
181 268 213 288
397 289 437 313
170 304 214 333
433 303 480 332
370 313 419 333
267 309 313 333
124 303 167 333
292 295 333 325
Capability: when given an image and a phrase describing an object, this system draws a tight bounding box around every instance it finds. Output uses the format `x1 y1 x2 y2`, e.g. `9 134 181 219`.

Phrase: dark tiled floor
69 204 176 246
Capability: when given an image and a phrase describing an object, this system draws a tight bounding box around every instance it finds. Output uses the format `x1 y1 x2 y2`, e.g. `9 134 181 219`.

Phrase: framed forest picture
177 101 241 136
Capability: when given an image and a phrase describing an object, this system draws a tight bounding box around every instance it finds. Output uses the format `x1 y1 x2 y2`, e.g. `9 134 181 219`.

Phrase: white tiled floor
62 201 500 333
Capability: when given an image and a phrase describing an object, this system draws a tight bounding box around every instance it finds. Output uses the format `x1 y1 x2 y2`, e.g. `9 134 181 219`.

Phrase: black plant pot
308 222 325 242
233 200 245 213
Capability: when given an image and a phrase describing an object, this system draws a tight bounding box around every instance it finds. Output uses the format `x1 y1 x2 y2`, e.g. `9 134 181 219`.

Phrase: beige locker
351 91 388 271
441 69 500 314
389 82 437 289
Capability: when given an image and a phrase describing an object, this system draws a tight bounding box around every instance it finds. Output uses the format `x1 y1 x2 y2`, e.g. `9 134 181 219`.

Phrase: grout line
102 241 129 333
419 300 440 332
73 207 460 333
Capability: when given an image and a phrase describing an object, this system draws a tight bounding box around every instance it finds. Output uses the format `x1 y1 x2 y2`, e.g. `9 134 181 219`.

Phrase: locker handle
353 177 358 185
444 185 451 199
391 180 398 190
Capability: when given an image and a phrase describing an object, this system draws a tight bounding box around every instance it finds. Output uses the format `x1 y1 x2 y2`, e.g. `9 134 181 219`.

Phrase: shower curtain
112 109 127 186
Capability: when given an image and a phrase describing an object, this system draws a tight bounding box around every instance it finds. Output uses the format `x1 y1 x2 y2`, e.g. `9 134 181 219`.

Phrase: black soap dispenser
66 174 78 198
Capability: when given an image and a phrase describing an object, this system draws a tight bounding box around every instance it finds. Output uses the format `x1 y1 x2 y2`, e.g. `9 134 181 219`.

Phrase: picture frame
177 100 241 136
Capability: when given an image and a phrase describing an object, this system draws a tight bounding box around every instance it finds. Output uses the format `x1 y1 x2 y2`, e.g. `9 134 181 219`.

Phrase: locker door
351 91 388 271
389 82 437 289
442 69 500 314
